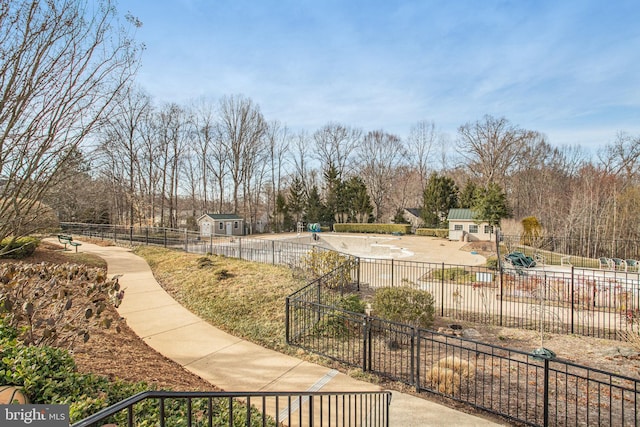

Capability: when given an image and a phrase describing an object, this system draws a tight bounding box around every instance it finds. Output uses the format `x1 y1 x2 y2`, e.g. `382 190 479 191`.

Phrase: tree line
2 0 640 253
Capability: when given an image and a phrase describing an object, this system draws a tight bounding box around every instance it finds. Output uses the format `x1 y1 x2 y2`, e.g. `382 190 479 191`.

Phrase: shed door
449 230 463 241
225 222 233 235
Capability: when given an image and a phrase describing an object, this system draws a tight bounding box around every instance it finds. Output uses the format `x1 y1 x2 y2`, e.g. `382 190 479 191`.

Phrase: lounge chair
626 259 639 272
611 258 627 271
599 257 613 269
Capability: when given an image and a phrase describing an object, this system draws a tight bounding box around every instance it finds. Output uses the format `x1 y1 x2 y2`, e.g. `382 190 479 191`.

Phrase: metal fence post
570 266 575 334
410 326 416 387
272 240 275 265
145 227 149 245
363 316 369 372
499 270 504 326
285 297 290 344
414 328 421 392
184 229 188 252
163 229 167 248
543 358 550 427
129 226 133 246
440 262 445 317
391 259 394 287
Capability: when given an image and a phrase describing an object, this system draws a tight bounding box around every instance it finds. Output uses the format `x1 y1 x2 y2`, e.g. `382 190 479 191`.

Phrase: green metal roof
447 208 475 221
203 213 243 220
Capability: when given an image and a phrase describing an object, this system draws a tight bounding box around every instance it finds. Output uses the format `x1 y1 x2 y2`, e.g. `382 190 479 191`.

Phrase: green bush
0 237 38 258
373 286 435 328
0 323 148 422
415 228 449 238
301 248 354 289
336 294 366 313
0 322 269 425
332 223 412 234
430 267 473 283
485 256 499 270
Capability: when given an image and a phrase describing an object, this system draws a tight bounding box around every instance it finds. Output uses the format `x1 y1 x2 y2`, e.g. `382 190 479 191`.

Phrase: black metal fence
502 234 640 268
72 390 392 427
287 269 640 426
61 223 640 341
61 223 640 426
358 258 640 340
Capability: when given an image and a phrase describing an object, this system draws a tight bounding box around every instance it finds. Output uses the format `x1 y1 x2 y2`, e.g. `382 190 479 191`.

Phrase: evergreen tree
345 176 373 223
393 208 409 224
422 173 459 227
274 192 293 232
473 182 512 227
459 180 480 208
288 176 306 225
304 185 325 223
323 164 344 223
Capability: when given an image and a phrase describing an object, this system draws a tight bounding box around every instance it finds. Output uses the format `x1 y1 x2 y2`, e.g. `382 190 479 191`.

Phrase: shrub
0 263 124 347
0 325 149 422
430 267 473 283
485 256 499 270
372 286 435 328
336 294 366 313
415 228 449 238
301 248 354 289
0 237 38 259
332 223 411 234
426 356 475 395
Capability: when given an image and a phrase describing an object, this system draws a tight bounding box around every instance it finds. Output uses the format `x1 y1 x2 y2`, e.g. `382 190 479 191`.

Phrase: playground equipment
307 223 321 232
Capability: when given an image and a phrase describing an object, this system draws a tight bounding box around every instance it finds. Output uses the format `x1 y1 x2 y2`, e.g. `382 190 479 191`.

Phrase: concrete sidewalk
73 239 504 426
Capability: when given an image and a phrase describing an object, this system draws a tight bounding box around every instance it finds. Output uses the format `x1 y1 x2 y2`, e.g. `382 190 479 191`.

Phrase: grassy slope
133 246 303 352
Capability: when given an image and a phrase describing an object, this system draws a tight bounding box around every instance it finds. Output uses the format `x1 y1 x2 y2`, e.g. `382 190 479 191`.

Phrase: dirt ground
3 241 218 392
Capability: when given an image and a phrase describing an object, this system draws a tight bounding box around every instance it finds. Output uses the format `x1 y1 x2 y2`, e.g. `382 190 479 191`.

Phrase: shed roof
199 213 244 221
447 208 475 221
404 208 422 218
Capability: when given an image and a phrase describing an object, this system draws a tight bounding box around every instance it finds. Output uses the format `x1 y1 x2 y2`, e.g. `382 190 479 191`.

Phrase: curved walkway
73 239 504 427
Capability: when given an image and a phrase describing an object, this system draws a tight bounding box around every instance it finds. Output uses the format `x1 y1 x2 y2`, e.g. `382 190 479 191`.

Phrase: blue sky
124 0 640 152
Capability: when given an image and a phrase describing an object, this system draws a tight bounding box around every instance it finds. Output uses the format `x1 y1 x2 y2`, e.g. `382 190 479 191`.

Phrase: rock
462 328 482 339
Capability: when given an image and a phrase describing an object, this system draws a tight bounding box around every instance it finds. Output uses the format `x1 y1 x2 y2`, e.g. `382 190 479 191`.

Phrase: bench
57 234 82 253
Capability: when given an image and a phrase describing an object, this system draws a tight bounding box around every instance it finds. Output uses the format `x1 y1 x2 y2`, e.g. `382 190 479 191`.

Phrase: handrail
73 390 393 427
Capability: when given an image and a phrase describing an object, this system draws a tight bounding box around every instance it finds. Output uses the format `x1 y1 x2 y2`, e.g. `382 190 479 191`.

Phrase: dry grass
426 356 475 395
133 246 304 352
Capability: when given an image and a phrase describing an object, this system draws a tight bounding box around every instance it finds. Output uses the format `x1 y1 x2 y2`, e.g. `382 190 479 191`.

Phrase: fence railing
60 223 640 341
60 223 640 426
501 234 640 268
72 390 392 427
286 271 640 426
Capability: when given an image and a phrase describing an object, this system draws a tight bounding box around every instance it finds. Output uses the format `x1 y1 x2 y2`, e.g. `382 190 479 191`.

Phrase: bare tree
0 0 140 246
355 130 407 221
137 106 163 225
155 103 189 228
265 121 291 230
312 122 362 177
291 130 315 194
456 115 537 188
96 86 151 226
216 95 266 214
407 120 438 194
190 97 218 212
